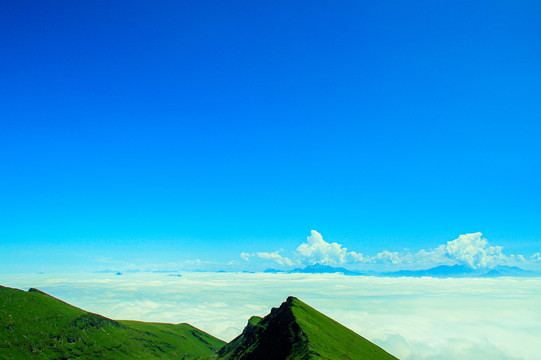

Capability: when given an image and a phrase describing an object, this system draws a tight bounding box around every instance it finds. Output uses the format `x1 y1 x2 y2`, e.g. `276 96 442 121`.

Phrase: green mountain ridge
0 285 224 359
218 296 397 360
0 285 398 359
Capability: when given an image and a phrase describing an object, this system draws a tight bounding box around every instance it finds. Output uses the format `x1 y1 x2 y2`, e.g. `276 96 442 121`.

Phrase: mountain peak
286 295 297 304
28 287 48 295
218 296 309 359
219 296 398 359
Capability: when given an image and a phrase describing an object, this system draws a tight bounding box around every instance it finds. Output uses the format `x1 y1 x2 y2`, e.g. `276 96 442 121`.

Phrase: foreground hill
218 296 398 360
0 285 225 359
1 285 398 359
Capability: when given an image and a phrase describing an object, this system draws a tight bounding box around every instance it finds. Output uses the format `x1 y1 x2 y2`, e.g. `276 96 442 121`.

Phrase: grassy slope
290 298 398 360
0 285 225 359
218 297 398 360
247 316 262 327
119 320 225 358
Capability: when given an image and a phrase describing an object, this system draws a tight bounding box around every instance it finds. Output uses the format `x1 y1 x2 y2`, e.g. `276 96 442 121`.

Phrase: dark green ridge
218 296 398 360
247 316 262 327
218 298 310 360
0 285 225 359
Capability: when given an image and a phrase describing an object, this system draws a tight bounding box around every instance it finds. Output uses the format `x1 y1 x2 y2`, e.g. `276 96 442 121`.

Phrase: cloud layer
241 231 536 271
1 272 539 360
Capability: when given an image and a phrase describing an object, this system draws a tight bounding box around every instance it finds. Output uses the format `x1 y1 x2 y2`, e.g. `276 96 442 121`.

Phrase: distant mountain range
265 263 363 275
0 285 397 359
265 264 538 278
95 263 538 278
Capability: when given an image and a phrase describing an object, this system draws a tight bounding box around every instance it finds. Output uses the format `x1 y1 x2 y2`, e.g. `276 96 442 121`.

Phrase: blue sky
1 1 540 273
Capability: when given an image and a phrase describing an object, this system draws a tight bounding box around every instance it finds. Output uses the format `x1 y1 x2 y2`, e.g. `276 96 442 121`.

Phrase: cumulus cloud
444 232 505 268
510 254 526 263
286 230 511 268
256 251 294 266
239 231 534 271
240 252 253 261
422 232 512 269
372 250 402 264
296 230 365 266
241 231 365 268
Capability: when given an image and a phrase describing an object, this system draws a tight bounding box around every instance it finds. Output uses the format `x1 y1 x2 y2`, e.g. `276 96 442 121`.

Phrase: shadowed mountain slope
0 285 225 359
218 296 398 360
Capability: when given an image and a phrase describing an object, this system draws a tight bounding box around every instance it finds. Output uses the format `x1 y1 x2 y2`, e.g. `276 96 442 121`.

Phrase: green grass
1 285 398 360
119 320 224 358
0 285 225 359
247 316 262 327
218 297 398 360
290 297 398 360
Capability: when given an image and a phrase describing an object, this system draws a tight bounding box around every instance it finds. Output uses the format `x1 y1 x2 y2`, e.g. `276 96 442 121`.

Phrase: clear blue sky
1 1 540 272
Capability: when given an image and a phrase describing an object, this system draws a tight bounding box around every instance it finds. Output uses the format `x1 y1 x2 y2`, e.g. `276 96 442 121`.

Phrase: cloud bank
240 230 365 268
241 231 535 271
1 272 539 360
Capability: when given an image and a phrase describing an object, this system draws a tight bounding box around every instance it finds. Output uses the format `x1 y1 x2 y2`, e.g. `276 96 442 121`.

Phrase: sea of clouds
1 272 539 360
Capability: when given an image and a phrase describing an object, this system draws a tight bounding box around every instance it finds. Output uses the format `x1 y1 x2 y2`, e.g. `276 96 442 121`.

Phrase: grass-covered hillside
0 285 225 359
218 296 398 360
1 285 398 360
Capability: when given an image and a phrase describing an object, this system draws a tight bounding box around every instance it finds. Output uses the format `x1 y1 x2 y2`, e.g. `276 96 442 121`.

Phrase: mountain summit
218 296 398 360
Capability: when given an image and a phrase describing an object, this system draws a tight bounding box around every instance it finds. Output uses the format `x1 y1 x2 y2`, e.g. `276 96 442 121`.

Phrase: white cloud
239 231 365 268
256 251 294 267
287 231 508 268
238 231 536 272
372 250 402 264
510 254 526 263
426 232 509 269
296 230 365 266
1 273 539 360
240 252 253 261
378 233 532 271
178 259 218 271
